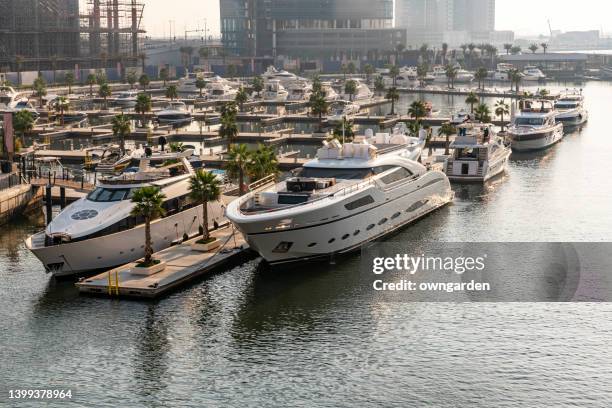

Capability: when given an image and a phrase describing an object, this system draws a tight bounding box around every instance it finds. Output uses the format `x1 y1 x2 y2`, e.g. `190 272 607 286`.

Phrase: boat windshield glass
87 188 134 202
515 117 545 126
556 101 578 108
297 167 372 180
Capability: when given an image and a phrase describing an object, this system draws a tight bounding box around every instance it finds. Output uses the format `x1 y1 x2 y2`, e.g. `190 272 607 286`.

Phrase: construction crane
548 19 553 39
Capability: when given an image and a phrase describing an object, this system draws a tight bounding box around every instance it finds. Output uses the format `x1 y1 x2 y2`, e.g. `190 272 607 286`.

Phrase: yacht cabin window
87 188 134 202
514 117 545 126
296 167 373 180
380 167 413 184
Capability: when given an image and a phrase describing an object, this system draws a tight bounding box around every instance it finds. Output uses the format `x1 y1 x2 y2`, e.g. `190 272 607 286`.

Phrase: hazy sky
142 0 610 38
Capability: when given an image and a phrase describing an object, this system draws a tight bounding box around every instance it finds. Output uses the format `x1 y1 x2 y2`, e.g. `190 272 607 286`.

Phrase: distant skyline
142 0 612 38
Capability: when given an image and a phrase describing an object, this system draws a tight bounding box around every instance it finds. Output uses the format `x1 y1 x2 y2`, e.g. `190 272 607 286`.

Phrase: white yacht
554 91 588 126
451 109 470 125
12 99 40 120
321 82 340 102
287 81 312 102
340 78 373 101
444 123 512 183
156 101 192 125
455 68 475 83
177 71 213 95
207 82 238 101
493 63 515 81
401 66 418 81
328 100 360 124
430 66 448 82
262 66 304 87
114 90 139 108
0 86 27 109
508 99 564 152
522 66 546 81
226 136 452 265
26 150 225 277
263 80 289 101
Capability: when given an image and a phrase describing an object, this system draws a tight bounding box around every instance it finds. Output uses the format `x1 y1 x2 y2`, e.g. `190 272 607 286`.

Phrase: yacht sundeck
262 66 305 87
26 150 225 277
508 99 564 151
328 100 360 124
263 80 289 101
156 101 192 125
554 90 588 125
444 123 512 183
522 66 546 81
226 135 452 265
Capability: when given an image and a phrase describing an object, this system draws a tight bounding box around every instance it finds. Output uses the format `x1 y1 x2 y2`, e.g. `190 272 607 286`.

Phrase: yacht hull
508 125 564 152
26 203 224 278
447 149 511 183
555 109 588 126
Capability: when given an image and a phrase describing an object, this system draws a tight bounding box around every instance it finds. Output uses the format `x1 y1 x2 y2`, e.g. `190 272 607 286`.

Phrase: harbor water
2 81 612 406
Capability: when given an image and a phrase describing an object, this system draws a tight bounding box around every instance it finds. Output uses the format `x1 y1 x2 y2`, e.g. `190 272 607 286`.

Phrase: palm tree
438 122 456 155
138 53 147 71
529 44 539 54
227 64 238 79
540 43 548 54
445 64 458 89
14 55 23 85
252 76 264 98
247 144 279 182
130 186 166 267
189 169 221 242
309 91 329 132
385 87 400 116
195 78 207 98
340 63 348 81
13 110 34 148
112 114 131 155
408 100 427 122
139 74 150 92
495 99 510 131
198 47 210 70
165 85 178 101
33 75 47 108
311 75 322 94
86 74 97 96
127 71 137 89
374 75 386 96
64 72 75 94
539 88 549 98
135 93 152 127
332 117 355 143
219 102 238 149
363 64 375 84
347 62 357 75
395 43 405 62
55 96 69 125
225 144 251 195
98 83 112 109
344 79 357 102
159 67 169 86
503 43 513 55
169 141 184 152
235 87 248 111
465 92 479 113
511 46 522 55
417 63 428 87
419 43 429 63
475 103 492 123
474 67 488 90
389 65 400 87
509 69 522 93
441 43 449 65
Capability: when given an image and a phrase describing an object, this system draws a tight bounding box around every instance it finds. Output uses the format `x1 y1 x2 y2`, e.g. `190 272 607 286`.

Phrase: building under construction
0 0 145 72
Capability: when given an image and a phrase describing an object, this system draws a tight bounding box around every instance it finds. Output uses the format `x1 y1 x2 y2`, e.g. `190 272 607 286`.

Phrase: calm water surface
2 81 612 407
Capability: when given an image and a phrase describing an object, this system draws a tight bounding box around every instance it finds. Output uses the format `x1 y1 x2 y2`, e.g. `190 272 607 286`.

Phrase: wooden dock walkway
76 226 254 299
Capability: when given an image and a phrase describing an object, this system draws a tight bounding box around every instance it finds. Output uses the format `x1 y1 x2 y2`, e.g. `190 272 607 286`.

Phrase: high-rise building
395 0 499 46
220 0 403 59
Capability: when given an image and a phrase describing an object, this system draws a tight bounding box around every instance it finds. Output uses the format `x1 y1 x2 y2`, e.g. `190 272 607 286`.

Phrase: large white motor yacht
493 63 515 81
226 136 451 265
114 90 139 108
0 86 27 110
522 66 546 81
554 90 588 126
263 80 289 101
328 100 360 124
177 71 216 96
444 123 512 183
340 78 373 101
262 66 305 87
287 81 313 102
321 82 340 102
26 150 225 277
156 101 192 125
508 99 564 151
206 82 238 101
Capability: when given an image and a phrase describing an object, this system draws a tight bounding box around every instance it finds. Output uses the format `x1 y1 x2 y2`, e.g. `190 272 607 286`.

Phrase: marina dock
76 226 253 299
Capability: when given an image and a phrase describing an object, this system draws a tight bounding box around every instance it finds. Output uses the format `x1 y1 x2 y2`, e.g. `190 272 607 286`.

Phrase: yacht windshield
297 167 372 180
87 188 134 202
515 117 545 126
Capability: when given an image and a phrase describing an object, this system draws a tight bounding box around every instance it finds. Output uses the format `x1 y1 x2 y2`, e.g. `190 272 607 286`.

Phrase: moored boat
507 99 564 152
